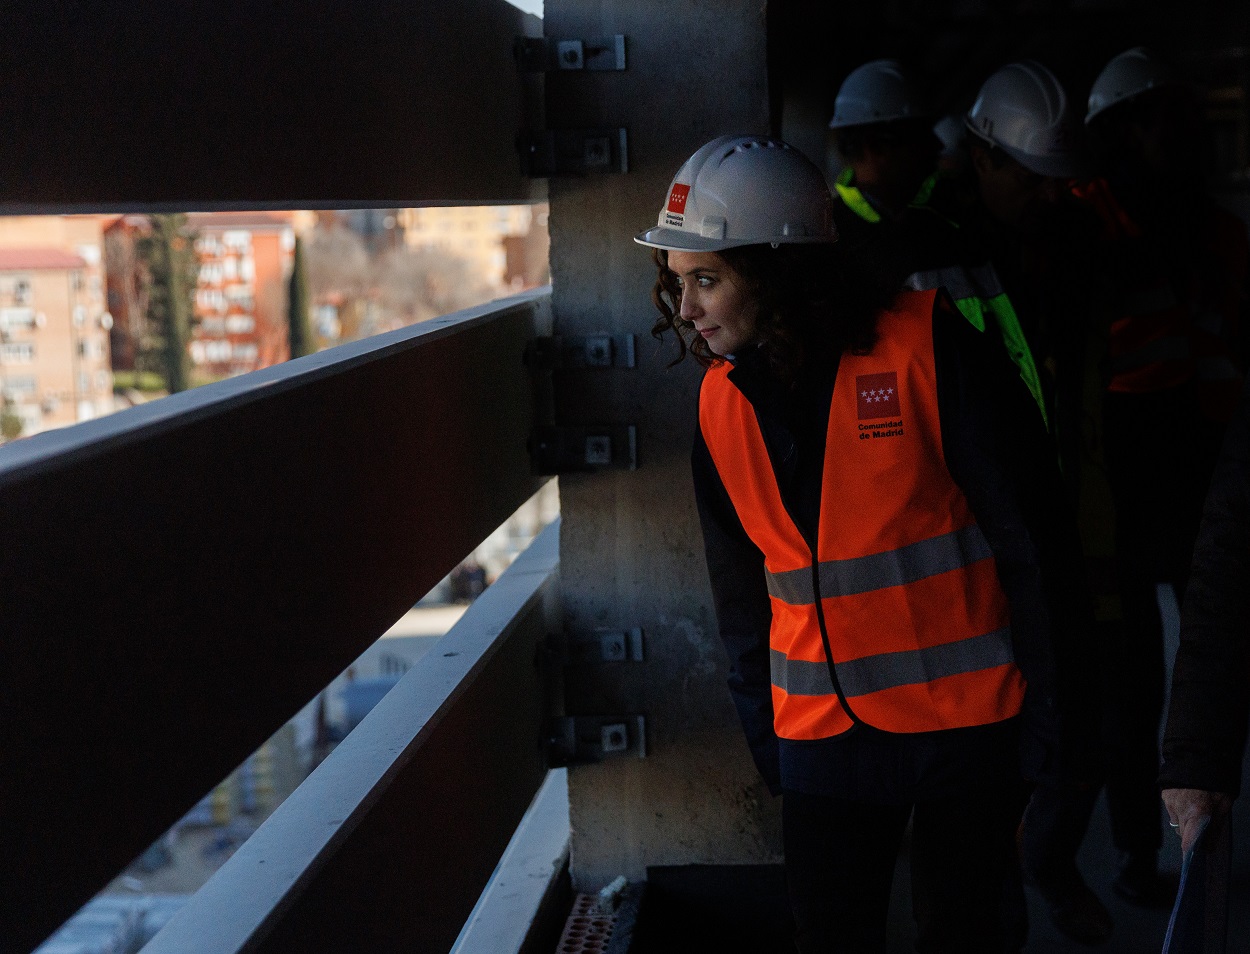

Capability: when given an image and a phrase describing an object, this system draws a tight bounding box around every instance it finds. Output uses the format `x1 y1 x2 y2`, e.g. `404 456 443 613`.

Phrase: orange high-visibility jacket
699 290 1027 740
1074 177 1245 421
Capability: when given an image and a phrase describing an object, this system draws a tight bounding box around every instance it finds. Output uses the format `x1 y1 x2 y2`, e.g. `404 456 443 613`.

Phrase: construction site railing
0 288 557 953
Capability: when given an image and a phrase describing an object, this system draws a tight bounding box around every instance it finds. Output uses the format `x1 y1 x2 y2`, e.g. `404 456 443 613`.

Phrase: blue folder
1162 815 1231 954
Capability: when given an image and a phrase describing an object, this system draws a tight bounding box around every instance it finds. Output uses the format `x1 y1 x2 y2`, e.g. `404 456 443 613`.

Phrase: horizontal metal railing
0 288 554 953
145 521 562 954
0 0 544 212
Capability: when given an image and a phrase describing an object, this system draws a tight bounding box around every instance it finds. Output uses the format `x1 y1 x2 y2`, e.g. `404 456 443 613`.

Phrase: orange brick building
187 212 298 377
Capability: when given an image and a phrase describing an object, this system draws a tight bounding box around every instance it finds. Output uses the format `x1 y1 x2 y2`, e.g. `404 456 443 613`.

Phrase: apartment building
0 217 112 437
187 212 298 377
397 204 549 293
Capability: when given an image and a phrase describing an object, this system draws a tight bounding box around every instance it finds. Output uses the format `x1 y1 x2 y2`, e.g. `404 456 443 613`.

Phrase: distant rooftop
0 248 87 270
186 211 294 230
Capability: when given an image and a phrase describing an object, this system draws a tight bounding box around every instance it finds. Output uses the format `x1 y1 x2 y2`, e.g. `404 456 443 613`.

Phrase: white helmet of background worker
634 135 838 252
829 59 929 129
1086 47 1179 124
965 61 1086 178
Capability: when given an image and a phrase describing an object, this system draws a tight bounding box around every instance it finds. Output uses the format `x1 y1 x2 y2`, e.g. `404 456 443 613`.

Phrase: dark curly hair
650 242 894 386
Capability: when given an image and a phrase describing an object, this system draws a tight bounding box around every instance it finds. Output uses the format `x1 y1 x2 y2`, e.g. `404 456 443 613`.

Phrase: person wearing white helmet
829 59 1051 430
1074 46 1248 911
828 59 940 228
962 58 1123 945
965 60 1087 233
1085 46 1198 185
637 135 1093 952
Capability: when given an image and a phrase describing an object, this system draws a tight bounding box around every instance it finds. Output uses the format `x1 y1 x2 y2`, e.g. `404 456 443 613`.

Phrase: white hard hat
965 61 1086 178
634 135 837 252
933 114 967 158
829 59 928 129
1086 47 1178 124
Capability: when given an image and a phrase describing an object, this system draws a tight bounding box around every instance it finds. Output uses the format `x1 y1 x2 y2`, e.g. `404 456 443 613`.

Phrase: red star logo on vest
856 372 901 419
667 183 691 214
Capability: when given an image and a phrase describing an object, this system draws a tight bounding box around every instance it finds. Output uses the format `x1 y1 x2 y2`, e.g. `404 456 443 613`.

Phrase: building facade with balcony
188 213 298 377
0 216 113 438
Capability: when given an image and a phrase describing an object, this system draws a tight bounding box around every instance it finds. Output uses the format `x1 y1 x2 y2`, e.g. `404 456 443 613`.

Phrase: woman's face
667 250 759 357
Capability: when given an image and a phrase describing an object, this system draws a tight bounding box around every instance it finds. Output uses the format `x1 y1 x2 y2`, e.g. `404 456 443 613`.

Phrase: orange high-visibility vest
1075 177 1244 420
699 290 1026 740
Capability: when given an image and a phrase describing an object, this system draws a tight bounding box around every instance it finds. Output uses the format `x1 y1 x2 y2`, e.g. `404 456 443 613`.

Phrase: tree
287 235 315 359
0 399 23 442
136 215 198 393
103 223 151 372
372 245 495 331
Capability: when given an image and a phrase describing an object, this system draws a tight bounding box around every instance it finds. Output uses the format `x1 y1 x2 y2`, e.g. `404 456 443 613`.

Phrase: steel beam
142 523 560 954
0 0 545 212
0 289 552 952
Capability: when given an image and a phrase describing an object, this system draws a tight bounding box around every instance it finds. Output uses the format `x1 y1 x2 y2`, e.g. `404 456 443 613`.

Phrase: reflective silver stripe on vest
904 264 1004 301
766 524 994 606
1110 335 1190 375
771 627 1015 698
1197 356 1241 382
1196 310 1225 336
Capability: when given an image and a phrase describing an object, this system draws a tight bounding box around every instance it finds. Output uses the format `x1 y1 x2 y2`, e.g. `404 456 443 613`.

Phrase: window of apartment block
2 375 37 400
0 307 36 331
225 315 255 334
16 404 41 431
13 279 32 305
77 339 105 360
1 343 35 363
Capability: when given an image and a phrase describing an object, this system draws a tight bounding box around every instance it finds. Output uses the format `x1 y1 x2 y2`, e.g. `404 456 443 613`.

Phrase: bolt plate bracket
518 128 628 177
546 715 646 766
529 424 636 474
525 334 636 370
514 36 627 72
548 628 645 665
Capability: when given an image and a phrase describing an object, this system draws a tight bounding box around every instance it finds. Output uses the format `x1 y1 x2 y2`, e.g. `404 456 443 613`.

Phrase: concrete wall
545 0 780 888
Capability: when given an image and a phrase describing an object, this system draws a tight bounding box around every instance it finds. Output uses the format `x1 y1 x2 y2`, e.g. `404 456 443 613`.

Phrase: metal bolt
585 435 611 465
601 723 628 753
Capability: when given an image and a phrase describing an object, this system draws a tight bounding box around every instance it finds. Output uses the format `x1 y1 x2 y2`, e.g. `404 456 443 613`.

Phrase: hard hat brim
632 226 743 252
1001 143 1089 180
633 227 835 252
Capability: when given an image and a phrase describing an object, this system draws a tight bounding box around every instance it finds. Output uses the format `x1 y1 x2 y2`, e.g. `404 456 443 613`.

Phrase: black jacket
693 295 1097 796
1160 378 1250 797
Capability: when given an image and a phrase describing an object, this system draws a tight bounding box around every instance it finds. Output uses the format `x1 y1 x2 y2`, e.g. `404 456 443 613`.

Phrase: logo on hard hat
664 183 691 228
667 184 691 214
856 372 901 419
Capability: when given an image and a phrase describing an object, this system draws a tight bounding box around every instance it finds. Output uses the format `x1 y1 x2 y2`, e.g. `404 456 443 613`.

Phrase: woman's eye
696 276 714 287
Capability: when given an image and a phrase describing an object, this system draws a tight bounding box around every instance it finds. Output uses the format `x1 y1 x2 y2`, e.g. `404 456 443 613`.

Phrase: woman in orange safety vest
636 136 1095 953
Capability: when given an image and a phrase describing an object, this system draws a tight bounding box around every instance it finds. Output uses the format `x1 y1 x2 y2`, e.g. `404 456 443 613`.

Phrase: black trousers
783 778 1024 953
1102 388 1223 857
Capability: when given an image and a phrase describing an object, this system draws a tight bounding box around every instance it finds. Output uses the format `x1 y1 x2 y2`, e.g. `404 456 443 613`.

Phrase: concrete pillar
545 1 779 889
